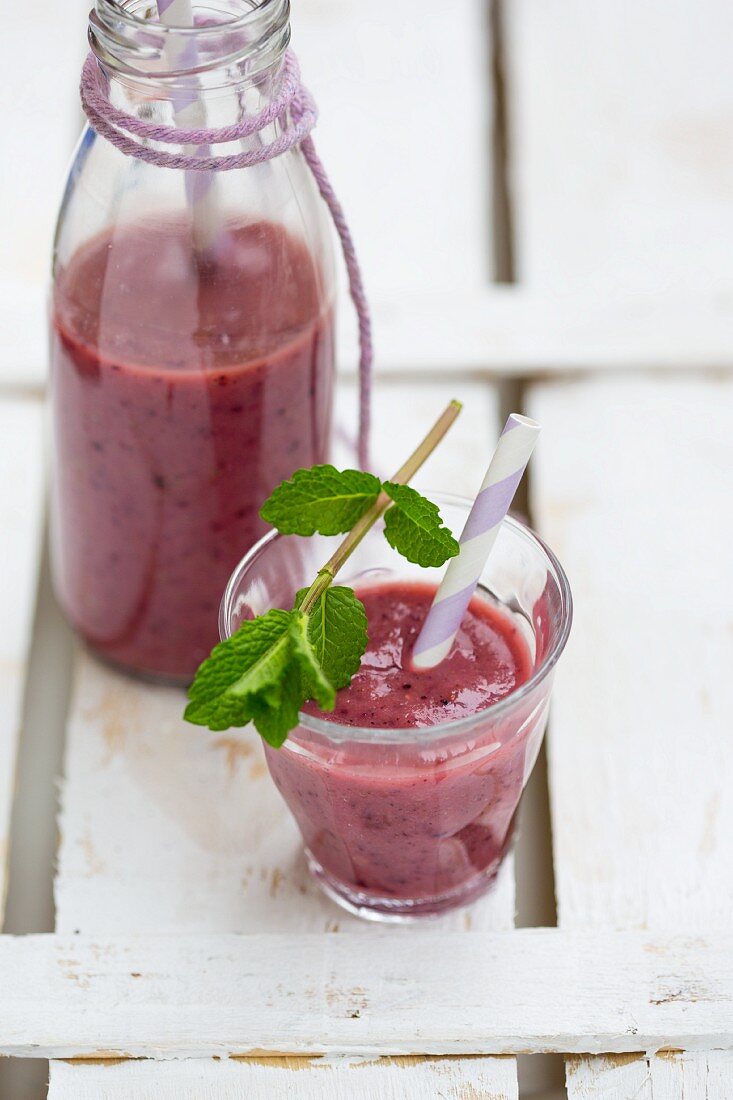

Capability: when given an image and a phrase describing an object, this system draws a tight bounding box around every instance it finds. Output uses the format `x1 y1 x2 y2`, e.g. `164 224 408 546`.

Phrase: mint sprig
260 467 460 566
184 400 463 746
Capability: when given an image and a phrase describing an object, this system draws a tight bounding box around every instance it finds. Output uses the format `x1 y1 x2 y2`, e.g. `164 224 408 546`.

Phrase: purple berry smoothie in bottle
49 0 335 681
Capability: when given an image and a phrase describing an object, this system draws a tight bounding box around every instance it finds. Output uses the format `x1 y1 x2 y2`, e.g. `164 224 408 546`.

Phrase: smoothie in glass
269 580 538 915
220 498 572 920
51 218 334 680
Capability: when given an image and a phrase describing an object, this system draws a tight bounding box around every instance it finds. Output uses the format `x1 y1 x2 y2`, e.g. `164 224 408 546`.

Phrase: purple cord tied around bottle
80 49 372 470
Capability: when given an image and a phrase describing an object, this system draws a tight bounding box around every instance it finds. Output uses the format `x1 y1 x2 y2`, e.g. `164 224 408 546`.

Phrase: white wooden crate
1 0 733 1097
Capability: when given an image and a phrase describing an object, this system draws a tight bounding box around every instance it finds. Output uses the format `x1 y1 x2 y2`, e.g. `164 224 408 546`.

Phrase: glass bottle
49 0 335 682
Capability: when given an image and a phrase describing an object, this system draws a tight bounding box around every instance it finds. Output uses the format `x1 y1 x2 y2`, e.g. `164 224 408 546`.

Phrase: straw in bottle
411 413 541 669
157 0 219 251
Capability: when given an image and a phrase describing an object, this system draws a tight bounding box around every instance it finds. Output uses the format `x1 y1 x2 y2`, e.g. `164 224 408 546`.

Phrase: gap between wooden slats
529 375 733 1097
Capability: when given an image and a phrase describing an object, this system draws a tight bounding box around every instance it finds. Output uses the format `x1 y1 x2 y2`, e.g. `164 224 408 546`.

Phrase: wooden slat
0 282 48 393
10 284 733 391
351 289 733 376
528 376 733 930
5 929 733 1058
566 1051 733 1099
529 376 733 1096
0 397 45 922
292 0 492 382
49 1056 518 1100
3 0 87 289
506 0 733 294
52 380 515 1094
334 378 502 491
20 285 733 395
292 0 490 302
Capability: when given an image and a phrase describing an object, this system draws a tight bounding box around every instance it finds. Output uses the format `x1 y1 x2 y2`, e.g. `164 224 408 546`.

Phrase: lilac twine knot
80 49 372 469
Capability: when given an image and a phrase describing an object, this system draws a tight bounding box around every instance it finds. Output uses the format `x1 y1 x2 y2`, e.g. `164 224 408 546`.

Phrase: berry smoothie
265 580 548 918
51 218 333 680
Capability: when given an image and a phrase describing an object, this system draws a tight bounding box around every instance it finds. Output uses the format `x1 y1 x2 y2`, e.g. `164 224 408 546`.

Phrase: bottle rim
89 0 291 81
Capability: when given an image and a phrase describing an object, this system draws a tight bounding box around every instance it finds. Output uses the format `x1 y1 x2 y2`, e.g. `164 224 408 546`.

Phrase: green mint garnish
260 469 459 567
287 612 338 713
185 609 296 737
260 465 380 535
185 606 345 747
295 586 369 689
185 400 463 746
382 482 460 567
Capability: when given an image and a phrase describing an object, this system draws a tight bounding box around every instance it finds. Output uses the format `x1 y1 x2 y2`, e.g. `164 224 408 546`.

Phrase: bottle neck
90 0 291 127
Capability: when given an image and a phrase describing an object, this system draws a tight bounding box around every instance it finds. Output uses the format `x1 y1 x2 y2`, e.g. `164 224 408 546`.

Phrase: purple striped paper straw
157 0 218 250
412 413 541 669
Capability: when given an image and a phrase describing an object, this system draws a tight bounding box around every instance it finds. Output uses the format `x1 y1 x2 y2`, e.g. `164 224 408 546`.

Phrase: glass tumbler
220 493 572 920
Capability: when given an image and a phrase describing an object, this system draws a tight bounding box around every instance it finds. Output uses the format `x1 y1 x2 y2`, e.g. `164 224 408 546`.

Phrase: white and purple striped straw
157 0 218 250
412 413 541 670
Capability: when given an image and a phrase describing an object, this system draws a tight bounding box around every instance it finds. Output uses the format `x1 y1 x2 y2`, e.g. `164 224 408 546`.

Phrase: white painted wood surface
49 1056 518 1100
5 929 733 1058
1 0 87 289
356 289 733 376
529 376 733 1095
0 397 45 922
10 285 733 391
0 284 49 392
506 0 733 295
530 376 733 932
292 0 490 301
566 1051 733 1100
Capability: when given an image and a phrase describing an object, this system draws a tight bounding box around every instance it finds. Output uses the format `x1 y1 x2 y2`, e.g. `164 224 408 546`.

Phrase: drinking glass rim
219 493 573 744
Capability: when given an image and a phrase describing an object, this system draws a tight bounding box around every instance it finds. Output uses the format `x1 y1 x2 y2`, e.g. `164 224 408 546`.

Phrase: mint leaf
382 482 459 567
248 613 336 748
295 586 368 689
289 613 336 711
260 465 381 535
248 686 301 749
185 608 296 739
184 606 345 747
